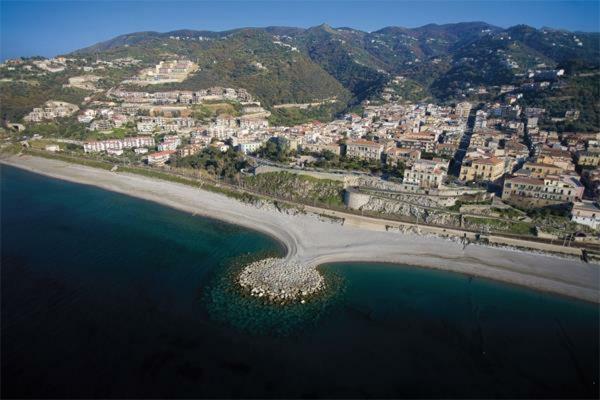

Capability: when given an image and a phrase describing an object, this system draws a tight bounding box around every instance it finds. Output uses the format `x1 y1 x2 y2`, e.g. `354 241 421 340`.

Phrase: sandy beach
2 155 599 303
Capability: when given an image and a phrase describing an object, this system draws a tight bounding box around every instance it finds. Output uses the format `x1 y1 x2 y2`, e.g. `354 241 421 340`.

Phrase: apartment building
576 151 600 167
396 132 437 153
385 147 421 167
83 136 155 153
178 144 204 157
502 175 584 207
345 140 384 161
519 162 564 178
147 150 176 166
301 143 341 156
157 135 181 151
455 102 472 119
403 159 448 189
238 141 262 154
434 143 457 159
459 156 505 182
571 201 600 230
24 101 79 122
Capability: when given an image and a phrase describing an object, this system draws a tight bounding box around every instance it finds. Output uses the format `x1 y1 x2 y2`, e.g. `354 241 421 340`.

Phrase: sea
2 165 599 398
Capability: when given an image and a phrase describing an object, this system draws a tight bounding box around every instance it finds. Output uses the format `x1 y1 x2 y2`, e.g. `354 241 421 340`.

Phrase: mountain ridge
2 22 597 128
75 21 600 54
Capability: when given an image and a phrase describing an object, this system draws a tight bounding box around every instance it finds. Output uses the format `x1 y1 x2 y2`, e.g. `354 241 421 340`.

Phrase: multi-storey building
177 144 204 157
403 159 447 189
238 141 262 154
345 140 384 161
571 201 600 230
454 102 472 119
459 156 505 182
519 162 565 178
434 143 457 159
83 136 155 153
157 135 181 151
147 150 176 166
576 151 600 167
385 147 421 167
502 175 584 207
301 143 341 156
396 132 437 153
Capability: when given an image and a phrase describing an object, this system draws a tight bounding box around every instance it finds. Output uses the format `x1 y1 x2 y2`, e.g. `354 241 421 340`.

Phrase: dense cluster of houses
10 52 597 232
111 87 254 105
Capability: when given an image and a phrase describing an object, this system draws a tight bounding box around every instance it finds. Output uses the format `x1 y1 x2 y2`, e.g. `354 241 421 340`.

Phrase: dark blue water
2 165 599 398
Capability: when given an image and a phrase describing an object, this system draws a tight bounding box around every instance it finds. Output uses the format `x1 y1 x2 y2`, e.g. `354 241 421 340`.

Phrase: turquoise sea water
2 165 599 398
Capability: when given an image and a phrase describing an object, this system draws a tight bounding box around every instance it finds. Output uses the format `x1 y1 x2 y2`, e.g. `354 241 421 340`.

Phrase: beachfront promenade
3 155 599 303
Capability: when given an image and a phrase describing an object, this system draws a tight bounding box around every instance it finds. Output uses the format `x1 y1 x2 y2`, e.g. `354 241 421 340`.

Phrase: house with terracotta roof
147 150 176 166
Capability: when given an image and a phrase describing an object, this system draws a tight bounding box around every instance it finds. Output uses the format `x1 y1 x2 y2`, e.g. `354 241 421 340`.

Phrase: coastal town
2 56 599 249
4 3 600 399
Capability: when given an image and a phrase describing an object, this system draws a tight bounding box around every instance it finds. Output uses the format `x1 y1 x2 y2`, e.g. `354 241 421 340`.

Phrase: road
449 105 479 177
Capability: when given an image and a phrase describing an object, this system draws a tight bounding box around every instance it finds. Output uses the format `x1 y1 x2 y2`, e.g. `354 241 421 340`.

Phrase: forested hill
73 22 599 104
2 22 598 130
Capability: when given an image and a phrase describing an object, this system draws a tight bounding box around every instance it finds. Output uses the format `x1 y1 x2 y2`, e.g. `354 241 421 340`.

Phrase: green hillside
2 22 598 127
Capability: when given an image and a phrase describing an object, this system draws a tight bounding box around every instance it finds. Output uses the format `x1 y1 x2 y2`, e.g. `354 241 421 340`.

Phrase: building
576 151 600 168
519 162 564 178
345 140 384 161
178 144 204 157
455 102 472 118
403 159 447 189
83 136 155 153
238 141 262 154
385 147 421 167
396 132 437 153
301 143 341 156
24 101 79 122
140 59 198 83
502 175 584 207
571 201 600 230
158 135 181 151
90 119 115 132
434 143 457 159
44 144 60 152
459 156 505 182
147 150 176 166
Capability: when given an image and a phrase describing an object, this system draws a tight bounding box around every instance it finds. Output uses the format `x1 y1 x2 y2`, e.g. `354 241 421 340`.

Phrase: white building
571 201 600 230
83 136 155 153
403 159 448 189
238 141 262 154
147 150 175 166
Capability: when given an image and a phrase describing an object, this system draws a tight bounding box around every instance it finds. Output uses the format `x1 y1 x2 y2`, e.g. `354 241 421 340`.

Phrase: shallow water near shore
2 165 599 398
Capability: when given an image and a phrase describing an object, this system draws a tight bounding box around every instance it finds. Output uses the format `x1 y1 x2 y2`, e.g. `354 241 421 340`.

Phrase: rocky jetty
238 258 325 303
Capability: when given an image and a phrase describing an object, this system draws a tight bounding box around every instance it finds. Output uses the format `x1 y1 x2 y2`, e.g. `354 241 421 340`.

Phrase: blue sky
1 0 599 60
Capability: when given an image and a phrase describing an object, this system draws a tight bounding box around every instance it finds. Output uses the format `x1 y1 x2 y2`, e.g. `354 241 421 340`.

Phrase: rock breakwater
238 258 325 303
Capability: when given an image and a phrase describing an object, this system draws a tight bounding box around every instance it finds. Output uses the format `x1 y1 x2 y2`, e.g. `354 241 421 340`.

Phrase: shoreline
2 155 599 303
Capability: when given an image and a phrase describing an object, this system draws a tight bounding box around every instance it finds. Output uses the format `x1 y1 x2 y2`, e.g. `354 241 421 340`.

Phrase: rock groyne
238 258 325 303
